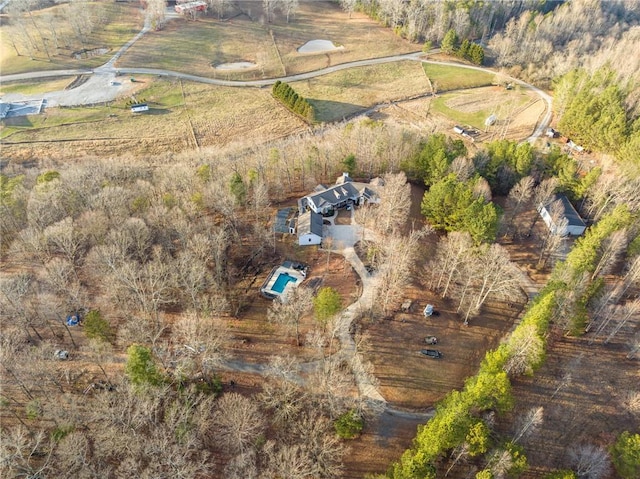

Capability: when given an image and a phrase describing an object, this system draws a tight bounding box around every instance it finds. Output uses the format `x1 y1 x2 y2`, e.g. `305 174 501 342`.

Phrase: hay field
118 1 417 80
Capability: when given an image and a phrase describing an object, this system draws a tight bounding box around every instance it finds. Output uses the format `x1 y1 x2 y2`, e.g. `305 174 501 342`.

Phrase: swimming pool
272 272 298 293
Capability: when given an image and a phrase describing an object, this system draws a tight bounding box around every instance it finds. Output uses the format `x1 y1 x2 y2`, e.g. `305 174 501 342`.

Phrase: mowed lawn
422 63 496 91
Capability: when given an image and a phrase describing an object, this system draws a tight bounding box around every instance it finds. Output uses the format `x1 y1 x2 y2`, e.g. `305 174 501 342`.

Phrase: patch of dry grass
1 77 306 159
292 61 430 122
118 1 417 80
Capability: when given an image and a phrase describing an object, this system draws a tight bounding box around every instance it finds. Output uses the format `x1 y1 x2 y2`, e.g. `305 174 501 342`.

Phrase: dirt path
2 23 553 143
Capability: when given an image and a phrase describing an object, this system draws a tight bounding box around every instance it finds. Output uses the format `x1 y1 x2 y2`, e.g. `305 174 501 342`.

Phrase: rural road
2 16 552 141
2 55 553 138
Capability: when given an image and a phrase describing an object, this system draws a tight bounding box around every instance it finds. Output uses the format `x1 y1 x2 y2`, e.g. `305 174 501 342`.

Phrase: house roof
548 194 586 227
273 207 294 233
361 186 377 201
305 182 360 211
298 211 323 237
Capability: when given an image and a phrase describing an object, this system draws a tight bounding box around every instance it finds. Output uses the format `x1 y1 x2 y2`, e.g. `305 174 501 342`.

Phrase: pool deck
260 264 306 300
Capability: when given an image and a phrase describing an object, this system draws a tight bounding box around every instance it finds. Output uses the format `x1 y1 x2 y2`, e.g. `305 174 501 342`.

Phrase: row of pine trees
272 80 315 122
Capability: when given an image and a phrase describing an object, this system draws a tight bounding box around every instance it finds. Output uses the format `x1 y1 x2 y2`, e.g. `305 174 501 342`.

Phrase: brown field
118 1 417 80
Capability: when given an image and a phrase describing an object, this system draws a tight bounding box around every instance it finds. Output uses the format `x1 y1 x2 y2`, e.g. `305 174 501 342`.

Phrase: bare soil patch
444 86 524 113
360 284 523 409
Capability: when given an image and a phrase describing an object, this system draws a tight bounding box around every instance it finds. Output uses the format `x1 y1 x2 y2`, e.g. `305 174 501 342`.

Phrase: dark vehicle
424 336 438 344
420 349 442 359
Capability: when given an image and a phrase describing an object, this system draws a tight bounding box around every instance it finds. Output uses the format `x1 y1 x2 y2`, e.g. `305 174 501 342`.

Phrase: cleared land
422 62 496 91
0 2 142 75
118 1 416 80
1 76 308 159
292 61 430 122
431 85 535 131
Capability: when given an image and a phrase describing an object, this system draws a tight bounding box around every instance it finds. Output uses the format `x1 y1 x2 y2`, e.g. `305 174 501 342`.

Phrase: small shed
297 211 323 245
453 125 464 135
538 194 586 236
131 103 149 113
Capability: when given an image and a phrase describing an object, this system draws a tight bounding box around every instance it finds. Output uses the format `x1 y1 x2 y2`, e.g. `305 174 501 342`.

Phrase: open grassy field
0 1 142 75
1 76 307 159
0 77 73 96
118 1 417 80
422 62 496 91
430 85 534 130
292 61 431 122
1 60 433 156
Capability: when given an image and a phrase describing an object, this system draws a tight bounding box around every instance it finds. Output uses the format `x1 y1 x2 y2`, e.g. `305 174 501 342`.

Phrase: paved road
2 30 553 141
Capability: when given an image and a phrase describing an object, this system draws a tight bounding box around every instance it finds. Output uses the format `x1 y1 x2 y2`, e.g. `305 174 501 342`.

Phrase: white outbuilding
538 194 586 237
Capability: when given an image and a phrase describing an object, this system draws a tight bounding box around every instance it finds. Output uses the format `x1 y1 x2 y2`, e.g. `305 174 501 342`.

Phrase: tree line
441 28 485 65
387 201 637 478
272 80 316 123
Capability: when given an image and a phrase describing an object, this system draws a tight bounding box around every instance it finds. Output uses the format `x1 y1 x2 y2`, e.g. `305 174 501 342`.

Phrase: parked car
420 349 442 359
423 304 434 316
424 336 438 345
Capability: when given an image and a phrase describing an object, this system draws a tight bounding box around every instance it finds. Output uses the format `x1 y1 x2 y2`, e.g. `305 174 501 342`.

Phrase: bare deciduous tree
145 0 167 30
512 406 543 444
0 426 53 478
267 287 313 346
374 171 412 235
464 244 522 324
604 299 639 343
260 355 306 426
213 392 265 454
174 311 230 373
506 175 534 238
430 231 474 298
568 444 611 479
528 177 558 235
374 228 430 317
591 228 627 280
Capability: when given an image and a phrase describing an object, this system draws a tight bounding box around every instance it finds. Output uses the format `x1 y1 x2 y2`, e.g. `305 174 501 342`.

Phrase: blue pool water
272 273 298 293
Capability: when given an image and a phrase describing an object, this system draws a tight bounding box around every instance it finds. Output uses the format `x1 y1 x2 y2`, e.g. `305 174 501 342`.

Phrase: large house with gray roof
290 173 383 246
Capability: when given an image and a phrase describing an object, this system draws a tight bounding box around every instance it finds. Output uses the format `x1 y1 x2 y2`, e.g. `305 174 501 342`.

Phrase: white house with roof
538 194 586 236
292 173 383 246
297 173 381 215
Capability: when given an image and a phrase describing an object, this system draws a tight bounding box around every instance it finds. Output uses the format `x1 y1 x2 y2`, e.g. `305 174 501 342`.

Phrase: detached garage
538 194 586 236
297 211 323 246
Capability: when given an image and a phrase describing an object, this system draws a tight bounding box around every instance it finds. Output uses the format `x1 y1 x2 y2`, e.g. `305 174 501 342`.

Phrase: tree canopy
421 174 499 244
